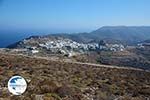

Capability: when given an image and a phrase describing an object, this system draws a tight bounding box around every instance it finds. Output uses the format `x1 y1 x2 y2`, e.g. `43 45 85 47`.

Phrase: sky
0 0 150 33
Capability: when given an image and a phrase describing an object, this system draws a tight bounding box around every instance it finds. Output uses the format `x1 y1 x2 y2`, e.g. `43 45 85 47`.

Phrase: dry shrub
57 85 75 97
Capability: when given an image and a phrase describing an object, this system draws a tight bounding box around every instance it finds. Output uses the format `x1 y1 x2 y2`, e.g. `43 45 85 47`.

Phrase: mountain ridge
7 26 150 48
49 26 150 45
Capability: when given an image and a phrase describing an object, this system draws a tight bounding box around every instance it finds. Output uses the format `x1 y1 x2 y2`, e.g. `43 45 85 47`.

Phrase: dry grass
0 53 149 100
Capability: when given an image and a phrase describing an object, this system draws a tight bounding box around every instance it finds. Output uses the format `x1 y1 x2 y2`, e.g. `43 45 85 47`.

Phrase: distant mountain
143 39 150 43
45 26 150 45
90 26 150 44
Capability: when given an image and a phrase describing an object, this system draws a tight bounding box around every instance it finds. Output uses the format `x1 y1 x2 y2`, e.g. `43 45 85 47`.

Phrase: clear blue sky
0 0 150 33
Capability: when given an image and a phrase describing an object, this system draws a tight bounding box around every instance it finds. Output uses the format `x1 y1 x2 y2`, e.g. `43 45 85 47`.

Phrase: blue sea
0 32 49 48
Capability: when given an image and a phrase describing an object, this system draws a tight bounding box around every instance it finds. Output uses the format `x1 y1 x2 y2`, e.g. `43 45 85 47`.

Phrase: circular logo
8 76 27 95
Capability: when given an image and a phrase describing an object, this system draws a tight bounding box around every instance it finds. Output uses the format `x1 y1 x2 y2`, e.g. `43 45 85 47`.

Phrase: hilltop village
6 36 125 57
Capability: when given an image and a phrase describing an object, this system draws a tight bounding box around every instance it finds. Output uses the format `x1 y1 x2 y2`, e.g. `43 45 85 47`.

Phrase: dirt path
0 52 147 72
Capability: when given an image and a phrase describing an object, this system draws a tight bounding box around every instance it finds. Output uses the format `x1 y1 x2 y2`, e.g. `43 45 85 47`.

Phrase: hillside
5 26 150 72
49 26 150 45
0 53 150 100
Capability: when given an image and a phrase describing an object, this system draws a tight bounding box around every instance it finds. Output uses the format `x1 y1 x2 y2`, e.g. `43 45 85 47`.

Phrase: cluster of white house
137 43 150 49
99 44 125 51
3 38 125 57
39 39 99 51
37 39 125 54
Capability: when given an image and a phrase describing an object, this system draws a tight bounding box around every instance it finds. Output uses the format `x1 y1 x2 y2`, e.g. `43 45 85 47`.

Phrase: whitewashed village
1 36 125 57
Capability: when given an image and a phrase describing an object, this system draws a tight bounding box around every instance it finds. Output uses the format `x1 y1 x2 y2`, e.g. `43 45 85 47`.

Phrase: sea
0 32 49 48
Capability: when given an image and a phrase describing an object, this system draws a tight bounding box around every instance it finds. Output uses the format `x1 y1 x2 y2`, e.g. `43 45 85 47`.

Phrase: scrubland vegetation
0 53 149 100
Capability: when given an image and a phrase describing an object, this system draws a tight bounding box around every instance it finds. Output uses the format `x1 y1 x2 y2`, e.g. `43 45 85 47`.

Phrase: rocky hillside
0 53 150 100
